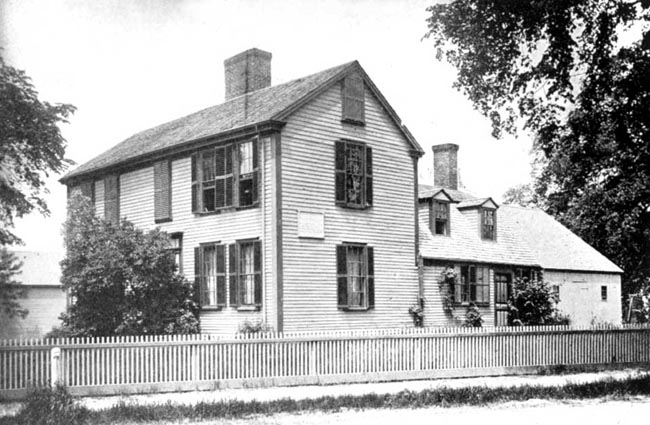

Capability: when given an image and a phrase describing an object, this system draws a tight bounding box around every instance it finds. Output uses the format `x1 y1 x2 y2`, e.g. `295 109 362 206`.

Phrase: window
515 268 539 282
481 208 496 240
167 233 182 273
154 160 171 222
104 174 119 224
601 285 608 301
335 140 372 208
551 285 560 301
432 201 449 235
336 244 375 310
341 74 365 124
191 139 257 213
452 265 489 305
229 240 262 309
194 243 226 308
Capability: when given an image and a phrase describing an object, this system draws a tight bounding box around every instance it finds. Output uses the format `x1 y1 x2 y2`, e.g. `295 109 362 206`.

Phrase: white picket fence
1 324 650 399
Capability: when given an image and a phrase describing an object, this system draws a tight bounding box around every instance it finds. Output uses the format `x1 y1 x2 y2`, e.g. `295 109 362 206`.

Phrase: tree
59 194 199 336
0 53 75 246
425 1 650 297
0 247 28 318
502 183 540 208
508 277 569 326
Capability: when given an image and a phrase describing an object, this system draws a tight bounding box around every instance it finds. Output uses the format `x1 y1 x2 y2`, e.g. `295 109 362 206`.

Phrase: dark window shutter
79 181 94 205
104 174 119 224
336 245 348 308
253 240 262 307
335 141 346 204
194 247 203 306
252 139 259 205
342 75 365 123
365 146 373 207
216 244 226 307
367 246 375 309
154 160 171 221
191 154 199 213
229 243 238 307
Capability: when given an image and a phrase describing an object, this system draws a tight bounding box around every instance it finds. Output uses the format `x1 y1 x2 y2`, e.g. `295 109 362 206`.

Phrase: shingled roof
62 60 423 183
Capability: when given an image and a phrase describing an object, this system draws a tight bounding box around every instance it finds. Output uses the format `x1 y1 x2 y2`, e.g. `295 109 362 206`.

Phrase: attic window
342 74 365 125
481 208 496 240
432 201 449 236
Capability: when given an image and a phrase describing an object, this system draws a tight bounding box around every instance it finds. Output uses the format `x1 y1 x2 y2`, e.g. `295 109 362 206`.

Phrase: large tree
0 247 27 319
425 0 650 297
0 53 75 246
59 194 199 336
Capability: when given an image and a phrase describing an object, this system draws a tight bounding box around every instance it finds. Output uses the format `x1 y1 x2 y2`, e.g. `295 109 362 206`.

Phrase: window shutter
335 141 346 204
104 174 119 224
154 160 171 222
191 154 199 213
253 240 262 307
228 243 238 307
216 244 226 307
225 144 233 207
194 247 203 306
252 139 259 205
365 146 373 207
336 245 348 308
80 181 94 205
367 246 375 309
342 75 365 123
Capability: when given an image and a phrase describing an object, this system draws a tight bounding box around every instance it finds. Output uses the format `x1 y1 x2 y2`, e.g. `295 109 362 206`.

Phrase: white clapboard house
61 48 622 333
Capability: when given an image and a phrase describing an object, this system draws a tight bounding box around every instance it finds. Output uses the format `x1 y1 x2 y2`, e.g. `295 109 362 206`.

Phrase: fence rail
2 325 650 399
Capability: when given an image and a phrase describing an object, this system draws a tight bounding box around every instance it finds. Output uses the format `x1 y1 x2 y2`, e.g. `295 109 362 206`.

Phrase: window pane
202 153 215 182
346 246 366 308
239 177 254 207
239 141 254 175
203 246 217 306
345 144 364 205
203 186 215 212
239 243 255 305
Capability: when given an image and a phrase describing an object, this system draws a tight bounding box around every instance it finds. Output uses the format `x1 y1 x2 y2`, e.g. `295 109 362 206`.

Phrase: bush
17 385 89 425
238 319 273 334
509 277 568 326
463 303 483 327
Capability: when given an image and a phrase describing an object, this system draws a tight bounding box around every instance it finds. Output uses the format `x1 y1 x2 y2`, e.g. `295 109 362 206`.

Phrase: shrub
17 385 89 425
509 277 568 326
463 302 483 327
238 319 273 334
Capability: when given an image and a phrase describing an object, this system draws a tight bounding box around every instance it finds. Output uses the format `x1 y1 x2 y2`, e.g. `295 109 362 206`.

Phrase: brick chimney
432 143 459 190
224 48 272 101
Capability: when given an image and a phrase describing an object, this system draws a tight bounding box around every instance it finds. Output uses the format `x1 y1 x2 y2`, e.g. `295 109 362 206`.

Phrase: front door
494 272 512 326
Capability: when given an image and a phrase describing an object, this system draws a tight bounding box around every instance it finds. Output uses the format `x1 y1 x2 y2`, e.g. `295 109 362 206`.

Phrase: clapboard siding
279 83 418 332
544 270 622 326
120 167 155 227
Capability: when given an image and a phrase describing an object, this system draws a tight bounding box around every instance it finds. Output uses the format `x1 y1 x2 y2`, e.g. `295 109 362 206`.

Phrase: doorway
494 272 512 326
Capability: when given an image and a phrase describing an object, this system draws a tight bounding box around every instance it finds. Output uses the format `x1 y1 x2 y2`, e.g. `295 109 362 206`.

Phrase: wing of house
418 144 623 327
61 48 622 334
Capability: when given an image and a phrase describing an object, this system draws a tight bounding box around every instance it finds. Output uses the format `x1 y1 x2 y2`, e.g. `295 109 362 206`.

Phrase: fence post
50 347 61 387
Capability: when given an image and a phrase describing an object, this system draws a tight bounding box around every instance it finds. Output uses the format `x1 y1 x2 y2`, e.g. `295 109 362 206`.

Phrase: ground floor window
337 243 375 310
229 240 262 309
454 265 489 305
195 243 226 308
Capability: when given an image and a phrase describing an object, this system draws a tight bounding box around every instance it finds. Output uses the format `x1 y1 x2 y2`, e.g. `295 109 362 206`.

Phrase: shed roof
62 61 423 183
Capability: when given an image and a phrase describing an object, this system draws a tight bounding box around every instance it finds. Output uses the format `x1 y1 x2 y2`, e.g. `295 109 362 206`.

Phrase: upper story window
335 140 373 209
451 264 489 305
337 243 375 311
481 208 496 240
341 74 365 125
433 201 450 235
191 139 258 214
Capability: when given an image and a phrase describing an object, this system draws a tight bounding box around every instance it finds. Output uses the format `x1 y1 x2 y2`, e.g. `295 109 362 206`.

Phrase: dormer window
481 208 496 240
433 201 449 235
342 74 365 125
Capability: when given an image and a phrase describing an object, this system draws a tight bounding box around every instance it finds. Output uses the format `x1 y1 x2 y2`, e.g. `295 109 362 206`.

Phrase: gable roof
419 201 622 274
418 184 476 202
457 197 499 210
62 61 423 183
505 205 622 273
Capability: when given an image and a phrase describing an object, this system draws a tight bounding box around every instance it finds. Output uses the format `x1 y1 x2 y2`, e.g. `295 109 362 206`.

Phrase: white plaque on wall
298 211 325 239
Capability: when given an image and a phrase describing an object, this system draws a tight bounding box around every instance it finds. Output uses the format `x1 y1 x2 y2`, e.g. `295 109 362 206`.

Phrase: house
60 48 622 334
419 144 623 327
0 251 66 339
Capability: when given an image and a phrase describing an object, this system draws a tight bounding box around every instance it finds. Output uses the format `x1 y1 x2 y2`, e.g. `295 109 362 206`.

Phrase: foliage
508 277 569 326
0 247 27 318
408 297 425 327
238 319 273 334
0 53 76 246
16 385 89 425
59 193 199 336
463 302 483 327
425 1 650 298
502 183 541 208
440 267 457 311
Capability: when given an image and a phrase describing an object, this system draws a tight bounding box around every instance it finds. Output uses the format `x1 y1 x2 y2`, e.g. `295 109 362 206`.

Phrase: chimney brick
224 48 272 100
432 143 459 190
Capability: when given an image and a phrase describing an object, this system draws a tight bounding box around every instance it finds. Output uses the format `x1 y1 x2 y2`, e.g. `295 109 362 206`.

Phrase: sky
1 0 534 253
